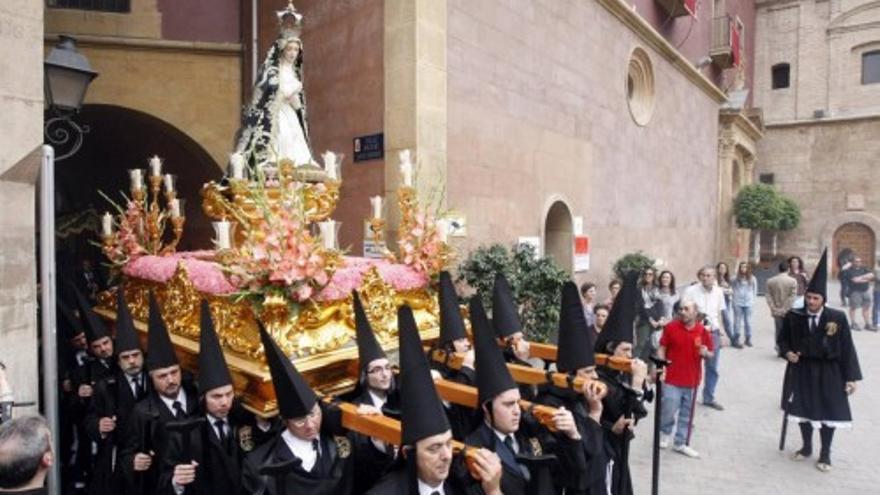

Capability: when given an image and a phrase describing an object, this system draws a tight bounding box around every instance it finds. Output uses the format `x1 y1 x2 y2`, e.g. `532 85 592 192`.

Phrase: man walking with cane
656 299 714 458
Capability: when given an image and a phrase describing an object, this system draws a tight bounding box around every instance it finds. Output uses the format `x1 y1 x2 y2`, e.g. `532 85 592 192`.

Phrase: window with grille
863 51 880 85
47 0 130 13
771 63 790 89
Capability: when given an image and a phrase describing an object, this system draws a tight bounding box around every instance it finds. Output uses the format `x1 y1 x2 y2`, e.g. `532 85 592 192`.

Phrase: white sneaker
673 444 700 458
659 435 671 449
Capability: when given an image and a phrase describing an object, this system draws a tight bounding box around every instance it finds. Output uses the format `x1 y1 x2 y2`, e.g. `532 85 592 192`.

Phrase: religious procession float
92 2 453 417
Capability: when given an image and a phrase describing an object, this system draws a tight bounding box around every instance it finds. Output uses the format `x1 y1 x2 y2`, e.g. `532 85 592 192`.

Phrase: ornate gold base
94 261 440 417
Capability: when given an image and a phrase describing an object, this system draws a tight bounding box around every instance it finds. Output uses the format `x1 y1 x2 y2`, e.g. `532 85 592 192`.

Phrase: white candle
214 220 231 249
149 155 162 177
319 220 336 250
399 149 413 187
230 153 245 179
322 151 338 180
102 212 113 236
129 169 144 191
169 199 180 218
163 174 175 193
435 219 449 243
370 196 383 219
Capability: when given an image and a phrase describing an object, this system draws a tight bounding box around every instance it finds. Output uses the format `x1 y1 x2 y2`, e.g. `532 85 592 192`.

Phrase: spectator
634 268 661 362
657 299 714 458
841 257 876 331
591 304 611 344
605 279 622 308
0 415 54 494
656 271 679 322
580 281 598 328
874 264 880 329
682 265 728 411
716 262 737 348
766 261 798 355
788 256 809 305
837 249 854 307
731 262 758 347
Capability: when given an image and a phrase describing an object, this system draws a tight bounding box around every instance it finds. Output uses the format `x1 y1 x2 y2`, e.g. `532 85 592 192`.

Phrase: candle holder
131 187 146 203
398 185 418 233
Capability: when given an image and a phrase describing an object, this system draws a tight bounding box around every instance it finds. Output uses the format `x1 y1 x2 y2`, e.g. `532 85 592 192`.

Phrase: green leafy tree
457 243 569 343
612 251 655 280
734 184 801 262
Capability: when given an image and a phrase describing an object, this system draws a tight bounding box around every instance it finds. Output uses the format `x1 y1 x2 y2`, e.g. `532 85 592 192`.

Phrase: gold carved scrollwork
357 266 398 342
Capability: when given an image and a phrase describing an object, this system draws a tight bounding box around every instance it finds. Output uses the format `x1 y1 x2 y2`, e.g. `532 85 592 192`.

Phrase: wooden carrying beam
430 349 607 396
432 378 559 432
322 397 481 477
500 340 633 374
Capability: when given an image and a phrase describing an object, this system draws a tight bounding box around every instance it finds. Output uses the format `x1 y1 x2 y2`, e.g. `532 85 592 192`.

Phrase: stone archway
819 211 880 277
833 223 876 273
544 200 574 274
55 104 222 288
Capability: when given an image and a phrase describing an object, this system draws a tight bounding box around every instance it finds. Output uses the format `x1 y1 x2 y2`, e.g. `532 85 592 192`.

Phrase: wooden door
833 222 876 275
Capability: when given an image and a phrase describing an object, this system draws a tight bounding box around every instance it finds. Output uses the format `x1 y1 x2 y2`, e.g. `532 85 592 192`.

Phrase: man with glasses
682 266 728 411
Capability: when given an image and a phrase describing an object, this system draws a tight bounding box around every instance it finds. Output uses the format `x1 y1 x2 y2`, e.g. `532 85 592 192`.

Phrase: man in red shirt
657 299 714 458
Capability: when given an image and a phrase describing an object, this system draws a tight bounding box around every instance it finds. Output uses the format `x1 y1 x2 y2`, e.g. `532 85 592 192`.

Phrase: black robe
778 307 862 422
68 357 119 489
156 405 254 495
364 456 482 495
117 384 200 493
596 367 648 495
84 369 152 495
240 402 384 495
349 386 399 494
465 417 585 495
536 388 609 495
429 358 480 440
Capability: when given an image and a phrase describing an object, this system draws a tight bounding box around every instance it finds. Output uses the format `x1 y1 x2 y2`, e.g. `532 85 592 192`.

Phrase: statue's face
282 40 300 63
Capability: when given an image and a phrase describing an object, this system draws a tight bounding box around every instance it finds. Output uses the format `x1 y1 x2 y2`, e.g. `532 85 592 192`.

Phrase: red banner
731 19 742 66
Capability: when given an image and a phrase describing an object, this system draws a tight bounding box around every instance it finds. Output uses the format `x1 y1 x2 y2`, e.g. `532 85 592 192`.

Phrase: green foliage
612 251 655 280
457 243 569 343
777 197 801 231
733 184 802 232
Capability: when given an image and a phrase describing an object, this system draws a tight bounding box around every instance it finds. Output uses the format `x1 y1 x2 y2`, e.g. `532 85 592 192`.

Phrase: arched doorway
544 201 574 274
55 104 222 296
833 222 876 274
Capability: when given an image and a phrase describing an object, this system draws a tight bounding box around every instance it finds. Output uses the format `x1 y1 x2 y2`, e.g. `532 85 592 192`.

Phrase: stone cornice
44 33 242 55
720 109 765 141
766 113 880 127
595 0 728 103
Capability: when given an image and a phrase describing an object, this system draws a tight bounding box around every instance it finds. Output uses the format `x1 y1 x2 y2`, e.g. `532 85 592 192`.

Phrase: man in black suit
779 249 862 473
159 301 248 495
84 288 152 495
240 323 387 495
366 306 503 495
466 296 585 495
119 293 199 493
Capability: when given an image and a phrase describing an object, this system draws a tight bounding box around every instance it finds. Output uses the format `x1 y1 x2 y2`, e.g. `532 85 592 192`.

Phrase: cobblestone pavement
628 287 879 495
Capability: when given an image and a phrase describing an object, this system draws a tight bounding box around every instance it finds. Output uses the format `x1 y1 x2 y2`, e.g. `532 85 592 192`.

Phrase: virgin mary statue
235 3 314 167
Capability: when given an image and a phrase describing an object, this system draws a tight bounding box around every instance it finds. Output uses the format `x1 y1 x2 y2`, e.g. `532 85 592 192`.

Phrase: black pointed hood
594 272 638 353
197 300 233 393
492 273 522 338
72 285 110 344
471 296 516 406
398 305 450 445
57 299 83 341
114 287 142 353
145 291 179 371
438 271 467 344
556 281 595 372
353 290 386 369
258 323 317 418
805 249 828 301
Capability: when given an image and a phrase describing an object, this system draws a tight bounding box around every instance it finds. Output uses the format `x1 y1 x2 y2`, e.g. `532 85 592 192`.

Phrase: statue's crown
277 1 303 39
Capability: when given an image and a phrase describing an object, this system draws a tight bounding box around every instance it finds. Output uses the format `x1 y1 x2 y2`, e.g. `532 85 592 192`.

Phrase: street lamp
44 35 98 160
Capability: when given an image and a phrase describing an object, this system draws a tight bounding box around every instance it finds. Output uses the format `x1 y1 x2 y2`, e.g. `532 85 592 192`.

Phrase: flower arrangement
102 199 149 266
223 185 336 312
397 210 445 275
